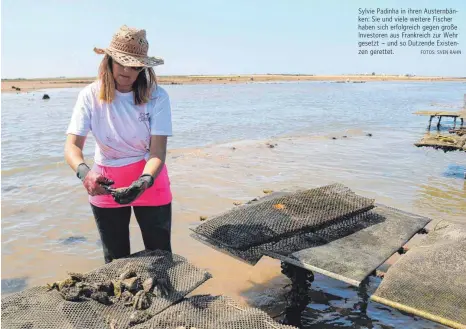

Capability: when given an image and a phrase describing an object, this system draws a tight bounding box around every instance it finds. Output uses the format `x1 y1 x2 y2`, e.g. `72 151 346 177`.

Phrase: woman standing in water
64 25 173 263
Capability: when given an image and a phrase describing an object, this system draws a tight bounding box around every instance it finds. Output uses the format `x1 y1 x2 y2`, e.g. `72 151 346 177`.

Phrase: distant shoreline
2 74 466 93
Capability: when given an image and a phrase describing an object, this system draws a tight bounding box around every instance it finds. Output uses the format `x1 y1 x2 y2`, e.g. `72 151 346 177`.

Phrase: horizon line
3 73 466 81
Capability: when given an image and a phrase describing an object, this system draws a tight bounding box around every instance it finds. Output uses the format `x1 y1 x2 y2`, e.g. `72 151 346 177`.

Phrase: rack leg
281 262 314 327
428 116 433 129
355 276 370 315
437 116 442 129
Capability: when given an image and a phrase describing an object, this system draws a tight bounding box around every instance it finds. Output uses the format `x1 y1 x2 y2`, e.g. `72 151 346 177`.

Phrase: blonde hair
97 54 157 105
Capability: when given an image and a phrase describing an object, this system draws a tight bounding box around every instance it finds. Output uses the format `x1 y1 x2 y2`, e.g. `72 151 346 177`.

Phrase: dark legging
90 203 172 263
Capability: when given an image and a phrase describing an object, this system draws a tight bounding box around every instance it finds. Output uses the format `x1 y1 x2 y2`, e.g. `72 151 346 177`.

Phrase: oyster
58 278 76 291
46 282 59 291
119 269 137 281
47 277 78 292
67 272 86 282
121 290 134 306
75 282 96 298
122 277 142 294
112 280 123 298
47 273 115 304
142 277 154 293
133 290 151 310
90 291 112 305
96 281 114 295
47 272 86 292
60 286 82 301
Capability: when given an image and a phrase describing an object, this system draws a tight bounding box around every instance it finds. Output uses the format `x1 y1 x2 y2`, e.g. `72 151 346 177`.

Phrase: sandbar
3 74 465 93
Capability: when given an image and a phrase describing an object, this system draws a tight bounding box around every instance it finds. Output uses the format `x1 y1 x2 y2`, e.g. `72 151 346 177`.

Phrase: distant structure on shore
413 94 466 162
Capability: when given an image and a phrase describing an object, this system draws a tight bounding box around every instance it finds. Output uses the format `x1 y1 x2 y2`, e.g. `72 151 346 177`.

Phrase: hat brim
93 47 164 67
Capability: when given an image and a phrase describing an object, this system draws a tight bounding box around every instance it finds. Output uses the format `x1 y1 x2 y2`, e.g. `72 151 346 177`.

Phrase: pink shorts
89 159 172 208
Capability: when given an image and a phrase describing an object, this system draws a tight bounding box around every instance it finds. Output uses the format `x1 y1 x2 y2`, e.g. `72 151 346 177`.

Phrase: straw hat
93 25 164 67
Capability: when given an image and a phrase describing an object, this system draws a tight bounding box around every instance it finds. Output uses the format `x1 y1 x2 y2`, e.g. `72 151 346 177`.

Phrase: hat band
107 45 148 58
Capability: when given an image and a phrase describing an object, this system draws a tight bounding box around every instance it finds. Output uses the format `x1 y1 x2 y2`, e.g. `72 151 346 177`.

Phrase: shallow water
2 81 465 328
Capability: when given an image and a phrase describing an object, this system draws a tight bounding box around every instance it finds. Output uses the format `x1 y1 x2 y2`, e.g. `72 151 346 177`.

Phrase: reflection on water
442 164 466 179
285 275 448 329
1 277 29 295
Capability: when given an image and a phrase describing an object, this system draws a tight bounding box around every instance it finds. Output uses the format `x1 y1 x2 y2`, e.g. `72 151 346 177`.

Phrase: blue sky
2 0 465 78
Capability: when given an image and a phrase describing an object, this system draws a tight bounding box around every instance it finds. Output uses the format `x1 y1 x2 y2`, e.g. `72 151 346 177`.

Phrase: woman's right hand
82 171 114 196
65 136 114 195
76 163 114 196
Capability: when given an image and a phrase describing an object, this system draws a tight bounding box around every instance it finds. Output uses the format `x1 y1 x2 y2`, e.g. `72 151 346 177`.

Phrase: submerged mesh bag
1 250 212 329
371 222 466 329
192 183 375 250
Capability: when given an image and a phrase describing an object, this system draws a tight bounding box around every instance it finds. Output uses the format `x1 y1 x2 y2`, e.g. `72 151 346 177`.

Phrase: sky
1 0 465 79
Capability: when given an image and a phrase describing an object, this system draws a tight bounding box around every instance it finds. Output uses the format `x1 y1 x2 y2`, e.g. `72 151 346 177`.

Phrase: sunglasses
112 59 145 73
122 64 146 73
126 65 145 72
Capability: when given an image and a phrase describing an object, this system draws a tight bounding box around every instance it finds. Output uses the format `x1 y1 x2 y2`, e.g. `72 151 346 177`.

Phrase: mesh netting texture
128 294 297 329
1 250 212 329
272 204 432 285
192 183 375 251
371 222 466 328
193 202 431 284
192 208 378 266
192 228 324 265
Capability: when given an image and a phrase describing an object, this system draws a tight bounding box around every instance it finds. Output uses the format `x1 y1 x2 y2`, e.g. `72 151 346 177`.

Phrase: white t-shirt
66 81 172 167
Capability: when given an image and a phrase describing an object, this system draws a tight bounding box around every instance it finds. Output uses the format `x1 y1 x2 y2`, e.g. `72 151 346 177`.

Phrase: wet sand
2 74 466 93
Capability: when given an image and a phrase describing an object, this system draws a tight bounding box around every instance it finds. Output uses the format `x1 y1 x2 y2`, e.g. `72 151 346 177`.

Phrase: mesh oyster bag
192 183 375 251
371 222 466 329
1 250 212 329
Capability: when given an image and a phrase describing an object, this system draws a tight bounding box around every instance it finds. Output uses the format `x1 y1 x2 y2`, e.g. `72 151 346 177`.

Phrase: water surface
2 81 465 328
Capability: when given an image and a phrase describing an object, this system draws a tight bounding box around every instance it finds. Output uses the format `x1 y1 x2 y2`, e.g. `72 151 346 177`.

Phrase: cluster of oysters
46 264 171 326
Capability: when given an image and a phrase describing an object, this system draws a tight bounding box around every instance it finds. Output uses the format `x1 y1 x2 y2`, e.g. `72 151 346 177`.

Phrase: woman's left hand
108 174 154 205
